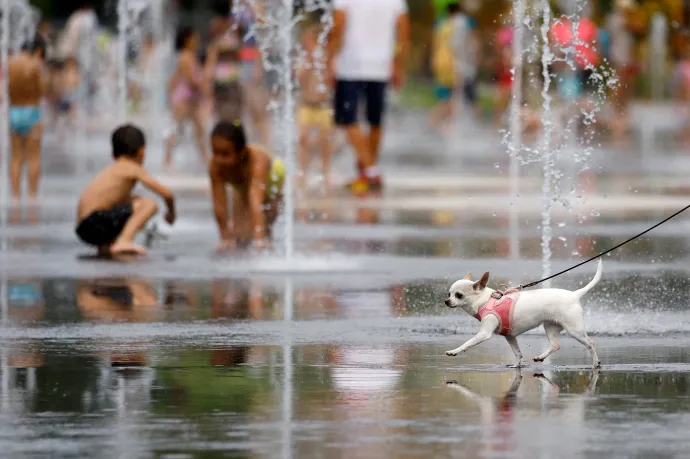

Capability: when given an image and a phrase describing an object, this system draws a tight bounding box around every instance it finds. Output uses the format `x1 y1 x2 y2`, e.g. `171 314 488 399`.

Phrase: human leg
335 80 370 191
26 122 43 200
164 103 188 170
9 132 25 200
297 114 311 191
365 81 388 167
191 105 209 166
111 197 159 255
231 191 252 247
317 122 334 189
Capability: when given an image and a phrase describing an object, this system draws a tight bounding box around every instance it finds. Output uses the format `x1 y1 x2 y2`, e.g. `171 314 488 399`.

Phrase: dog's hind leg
533 322 563 363
562 321 601 368
505 336 524 368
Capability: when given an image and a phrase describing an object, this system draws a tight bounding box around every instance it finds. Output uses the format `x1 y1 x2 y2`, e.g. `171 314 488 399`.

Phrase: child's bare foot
110 241 148 256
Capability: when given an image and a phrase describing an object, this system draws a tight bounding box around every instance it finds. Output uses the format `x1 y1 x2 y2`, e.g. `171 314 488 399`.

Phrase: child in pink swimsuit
164 27 209 170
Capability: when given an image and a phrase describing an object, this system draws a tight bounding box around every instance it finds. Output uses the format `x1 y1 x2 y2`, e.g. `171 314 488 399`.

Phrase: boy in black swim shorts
75 124 176 256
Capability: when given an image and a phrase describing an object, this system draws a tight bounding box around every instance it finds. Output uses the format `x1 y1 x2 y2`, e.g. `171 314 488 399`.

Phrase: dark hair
447 2 462 15
112 124 146 159
24 35 46 58
211 120 246 152
175 27 196 51
213 0 231 17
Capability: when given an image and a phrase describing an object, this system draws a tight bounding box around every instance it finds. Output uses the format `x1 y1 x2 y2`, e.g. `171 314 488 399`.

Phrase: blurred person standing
605 0 638 141
429 2 475 135
8 36 47 202
328 0 410 194
236 3 271 147
58 2 99 114
207 12 244 123
297 23 335 191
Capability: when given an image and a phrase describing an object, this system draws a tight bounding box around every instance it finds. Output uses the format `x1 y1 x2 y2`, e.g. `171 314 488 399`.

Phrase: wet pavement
2 113 690 458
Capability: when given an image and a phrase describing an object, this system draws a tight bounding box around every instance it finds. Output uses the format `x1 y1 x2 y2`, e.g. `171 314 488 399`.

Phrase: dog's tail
574 259 602 299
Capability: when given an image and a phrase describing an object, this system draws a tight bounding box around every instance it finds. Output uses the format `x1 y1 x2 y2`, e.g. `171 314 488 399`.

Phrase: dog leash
518 202 690 290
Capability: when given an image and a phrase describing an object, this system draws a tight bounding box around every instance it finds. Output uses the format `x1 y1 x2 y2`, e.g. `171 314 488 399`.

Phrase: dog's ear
473 272 490 291
464 272 472 280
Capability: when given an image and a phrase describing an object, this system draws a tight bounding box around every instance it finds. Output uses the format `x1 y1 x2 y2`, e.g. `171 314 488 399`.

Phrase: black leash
518 202 690 290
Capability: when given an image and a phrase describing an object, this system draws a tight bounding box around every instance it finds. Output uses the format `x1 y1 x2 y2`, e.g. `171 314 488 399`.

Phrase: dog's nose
444 299 450 306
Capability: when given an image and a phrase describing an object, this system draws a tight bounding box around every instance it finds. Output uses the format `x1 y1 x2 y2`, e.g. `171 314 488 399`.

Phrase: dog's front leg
505 336 523 368
446 318 497 356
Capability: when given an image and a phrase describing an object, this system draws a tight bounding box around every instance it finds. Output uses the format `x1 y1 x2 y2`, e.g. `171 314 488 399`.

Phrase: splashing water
539 0 554 285
116 0 165 122
237 0 332 260
504 0 618 287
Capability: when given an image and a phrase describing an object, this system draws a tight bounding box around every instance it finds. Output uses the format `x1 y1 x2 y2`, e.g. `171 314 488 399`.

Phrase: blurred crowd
5 0 690 192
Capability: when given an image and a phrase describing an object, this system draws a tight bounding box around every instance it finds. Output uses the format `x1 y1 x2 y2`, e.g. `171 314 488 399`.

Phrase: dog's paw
445 350 458 356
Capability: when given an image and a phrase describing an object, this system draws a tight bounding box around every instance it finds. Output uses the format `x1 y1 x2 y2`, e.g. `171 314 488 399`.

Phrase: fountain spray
117 0 130 122
0 0 9 256
508 0 526 262
539 0 554 286
238 0 331 259
0 0 10 328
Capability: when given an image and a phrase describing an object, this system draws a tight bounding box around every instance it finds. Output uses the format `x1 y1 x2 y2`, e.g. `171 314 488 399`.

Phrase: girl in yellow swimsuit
209 120 285 251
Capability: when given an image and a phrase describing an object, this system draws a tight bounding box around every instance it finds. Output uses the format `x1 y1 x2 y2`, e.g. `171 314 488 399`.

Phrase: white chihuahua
444 259 602 368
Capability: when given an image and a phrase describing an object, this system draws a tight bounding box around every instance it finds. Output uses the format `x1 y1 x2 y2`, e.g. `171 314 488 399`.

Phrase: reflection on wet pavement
2 340 690 458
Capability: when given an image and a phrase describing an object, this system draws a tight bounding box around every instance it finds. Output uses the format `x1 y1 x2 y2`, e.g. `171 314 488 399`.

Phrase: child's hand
216 239 237 253
253 238 272 251
165 211 176 225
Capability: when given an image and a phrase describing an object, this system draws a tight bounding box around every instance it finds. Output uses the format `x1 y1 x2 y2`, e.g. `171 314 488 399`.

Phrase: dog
444 259 602 368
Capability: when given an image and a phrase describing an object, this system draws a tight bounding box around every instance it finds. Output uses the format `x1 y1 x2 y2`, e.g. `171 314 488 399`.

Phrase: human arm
205 41 218 82
247 149 271 245
135 167 176 224
326 3 346 84
209 163 234 244
393 4 411 90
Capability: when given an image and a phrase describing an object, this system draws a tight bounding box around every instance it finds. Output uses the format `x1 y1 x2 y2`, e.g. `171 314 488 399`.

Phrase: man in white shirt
328 0 410 194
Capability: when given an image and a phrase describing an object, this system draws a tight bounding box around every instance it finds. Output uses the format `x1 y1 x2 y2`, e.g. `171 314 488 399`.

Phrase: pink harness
475 288 520 336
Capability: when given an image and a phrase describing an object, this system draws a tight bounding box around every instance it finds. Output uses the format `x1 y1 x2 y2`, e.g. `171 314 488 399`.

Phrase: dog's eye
455 293 463 300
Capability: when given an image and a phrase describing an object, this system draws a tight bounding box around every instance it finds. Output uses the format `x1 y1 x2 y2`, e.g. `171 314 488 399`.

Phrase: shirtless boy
8 36 47 201
209 121 285 251
76 124 176 256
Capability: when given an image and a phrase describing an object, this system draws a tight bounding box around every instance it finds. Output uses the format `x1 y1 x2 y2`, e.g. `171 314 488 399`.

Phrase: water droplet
558 222 566 227
558 236 567 242
494 162 500 169
590 210 600 217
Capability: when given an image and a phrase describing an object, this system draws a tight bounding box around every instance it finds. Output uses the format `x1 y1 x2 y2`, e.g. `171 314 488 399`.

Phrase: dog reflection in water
446 370 599 455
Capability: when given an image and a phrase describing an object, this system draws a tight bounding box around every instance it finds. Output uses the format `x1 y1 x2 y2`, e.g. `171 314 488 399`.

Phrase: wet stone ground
2 120 690 458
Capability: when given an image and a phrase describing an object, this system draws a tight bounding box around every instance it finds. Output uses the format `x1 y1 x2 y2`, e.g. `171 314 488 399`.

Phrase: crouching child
76 124 176 256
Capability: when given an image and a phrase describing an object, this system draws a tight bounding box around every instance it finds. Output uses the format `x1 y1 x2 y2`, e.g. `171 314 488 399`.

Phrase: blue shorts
9 106 41 136
435 86 453 101
334 80 387 127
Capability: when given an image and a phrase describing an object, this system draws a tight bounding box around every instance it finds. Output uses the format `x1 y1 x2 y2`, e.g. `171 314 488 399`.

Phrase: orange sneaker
346 176 370 195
